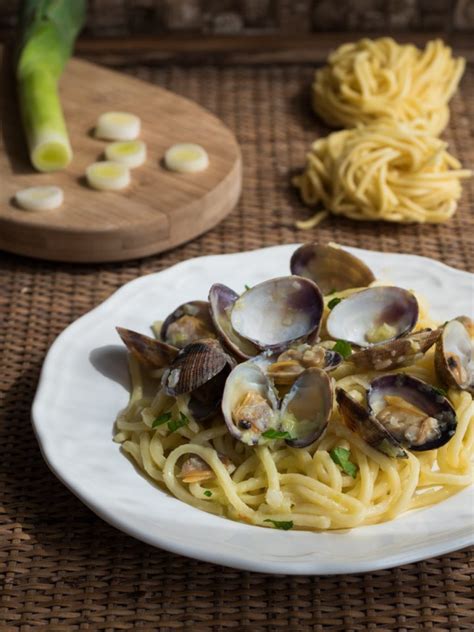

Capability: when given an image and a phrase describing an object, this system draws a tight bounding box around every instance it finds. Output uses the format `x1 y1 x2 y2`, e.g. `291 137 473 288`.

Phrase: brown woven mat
1 61 473 630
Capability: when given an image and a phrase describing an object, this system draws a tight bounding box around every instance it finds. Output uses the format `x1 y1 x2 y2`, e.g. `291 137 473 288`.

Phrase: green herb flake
203 490 212 498
327 297 342 310
168 412 190 433
330 447 358 478
328 288 337 295
152 412 172 428
333 339 352 359
244 284 251 291
262 429 293 440
264 519 294 530
433 386 447 397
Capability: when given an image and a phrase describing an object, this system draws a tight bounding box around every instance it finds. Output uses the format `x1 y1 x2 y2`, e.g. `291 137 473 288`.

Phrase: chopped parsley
244 284 251 291
433 386 448 397
168 412 190 433
153 411 189 432
264 519 294 530
330 447 358 478
333 339 352 359
203 490 212 498
152 412 172 428
262 429 293 440
327 297 342 310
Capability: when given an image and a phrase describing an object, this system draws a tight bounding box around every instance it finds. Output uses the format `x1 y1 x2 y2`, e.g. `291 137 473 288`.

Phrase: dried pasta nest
312 38 465 136
293 123 471 224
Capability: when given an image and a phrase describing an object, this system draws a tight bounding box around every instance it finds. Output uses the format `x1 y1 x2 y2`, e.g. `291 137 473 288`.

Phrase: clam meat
161 300 216 348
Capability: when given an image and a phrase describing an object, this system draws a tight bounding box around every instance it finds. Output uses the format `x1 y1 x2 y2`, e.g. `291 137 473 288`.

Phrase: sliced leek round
15 185 64 211
86 161 131 191
164 143 209 173
105 140 146 168
95 112 141 141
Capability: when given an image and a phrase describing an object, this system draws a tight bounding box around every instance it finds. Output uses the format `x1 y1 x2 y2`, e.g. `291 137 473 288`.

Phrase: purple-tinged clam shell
327 286 418 347
367 374 457 451
161 300 216 348
209 284 259 360
221 361 280 445
116 327 178 368
336 387 407 458
290 243 375 295
281 368 333 448
230 276 324 352
351 328 441 372
435 319 474 394
162 338 234 398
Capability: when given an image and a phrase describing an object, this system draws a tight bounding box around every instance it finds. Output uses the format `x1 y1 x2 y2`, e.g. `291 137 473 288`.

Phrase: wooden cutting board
0 49 241 263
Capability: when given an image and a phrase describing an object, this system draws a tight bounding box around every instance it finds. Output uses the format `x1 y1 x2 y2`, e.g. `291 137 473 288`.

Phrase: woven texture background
1 60 473 630
2 1 474 36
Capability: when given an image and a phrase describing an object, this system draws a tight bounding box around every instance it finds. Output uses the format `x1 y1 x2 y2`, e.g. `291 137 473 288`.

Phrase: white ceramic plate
32 245 474 575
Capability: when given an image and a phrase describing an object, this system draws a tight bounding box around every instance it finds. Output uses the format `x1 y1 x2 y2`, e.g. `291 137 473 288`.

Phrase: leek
16 0 86 172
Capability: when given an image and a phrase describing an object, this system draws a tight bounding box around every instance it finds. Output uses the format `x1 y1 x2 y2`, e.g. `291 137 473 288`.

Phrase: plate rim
31 244 474 574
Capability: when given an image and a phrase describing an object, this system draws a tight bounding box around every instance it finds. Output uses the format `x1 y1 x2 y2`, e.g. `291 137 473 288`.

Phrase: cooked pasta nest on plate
115 244 474 531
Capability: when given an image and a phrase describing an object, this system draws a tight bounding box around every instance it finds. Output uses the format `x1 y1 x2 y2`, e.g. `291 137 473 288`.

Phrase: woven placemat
1 61 473 630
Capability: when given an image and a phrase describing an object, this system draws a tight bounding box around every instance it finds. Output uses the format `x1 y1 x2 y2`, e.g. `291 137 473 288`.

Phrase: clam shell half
290 243 375 295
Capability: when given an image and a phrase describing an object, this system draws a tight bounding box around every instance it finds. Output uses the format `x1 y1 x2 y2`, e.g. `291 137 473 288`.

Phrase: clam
290 243 375 295
336 388 407 458
116 327 178 368
222 361 280 445
455 316 474 338
179 454 236 484
266 343 342 385
230 276 324 352
222 361 332 448
161 300 216 348
367 374 457 451
435 319 474 393
162 338 233 397
350 328 441 372
280 368 333 448
209 284 259 360
326 287 418 347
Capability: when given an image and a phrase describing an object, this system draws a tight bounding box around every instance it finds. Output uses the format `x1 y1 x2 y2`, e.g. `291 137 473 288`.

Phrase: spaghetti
114 286 474 531
293 123 471 224
312 38 465 135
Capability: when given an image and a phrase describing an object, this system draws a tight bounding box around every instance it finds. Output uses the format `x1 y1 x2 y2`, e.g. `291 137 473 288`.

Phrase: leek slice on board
105 140 146 168
95 112 141 141
16 1 86 172
86 161 131 191
164 143 209 173
15 185 64 211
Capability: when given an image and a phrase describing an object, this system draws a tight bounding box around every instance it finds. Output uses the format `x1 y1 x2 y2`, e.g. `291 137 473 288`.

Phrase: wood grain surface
0 50 241 263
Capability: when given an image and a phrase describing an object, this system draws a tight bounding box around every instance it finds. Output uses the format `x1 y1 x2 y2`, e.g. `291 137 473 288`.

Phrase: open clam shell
221 361 280 445
116 327 178 368
367 374 457 451
327 286 418 347
435 319 474 394
162 338 234 397
161 300 216 348
209 284 259 360
266 343 342 385
281 368 333 448
336 388 407 458
350 328 441 372
290 243 375 295
230 276 324 352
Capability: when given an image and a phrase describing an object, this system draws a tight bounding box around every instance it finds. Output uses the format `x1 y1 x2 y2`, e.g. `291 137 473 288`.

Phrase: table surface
1 60 473 631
